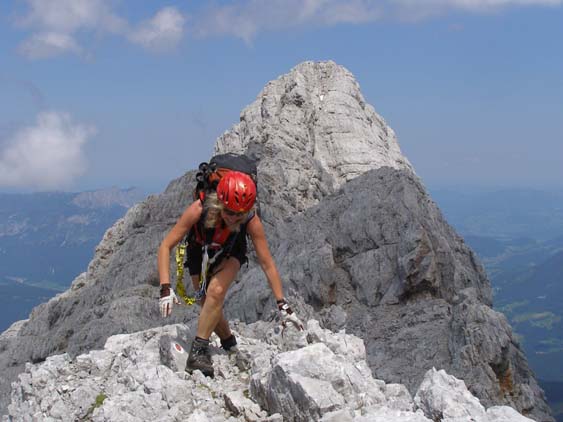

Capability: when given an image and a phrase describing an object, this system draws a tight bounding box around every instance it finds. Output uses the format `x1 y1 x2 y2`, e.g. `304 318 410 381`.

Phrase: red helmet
216 171 256 212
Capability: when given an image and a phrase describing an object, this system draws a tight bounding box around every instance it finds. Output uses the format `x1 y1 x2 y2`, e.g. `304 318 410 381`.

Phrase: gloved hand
277 298 304 331
159 284 179 317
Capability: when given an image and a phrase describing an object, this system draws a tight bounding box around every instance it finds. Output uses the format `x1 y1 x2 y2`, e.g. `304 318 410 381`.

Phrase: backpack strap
191 210 206 245
245 211 256 223
220 212 255 259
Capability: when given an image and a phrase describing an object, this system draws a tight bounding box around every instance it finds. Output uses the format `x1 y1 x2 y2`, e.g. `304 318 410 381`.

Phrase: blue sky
0 0 562 194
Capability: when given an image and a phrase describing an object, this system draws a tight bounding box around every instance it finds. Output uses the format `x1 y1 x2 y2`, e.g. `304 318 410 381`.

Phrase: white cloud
0 112 95 190
128 7 186 52
11 0 562 58
193 0 383 42
18 32 83 59
389 0 562 19
16 0 125 59
19 0 124 33
414 0 562 10
15 1 182 59
192 0 561 40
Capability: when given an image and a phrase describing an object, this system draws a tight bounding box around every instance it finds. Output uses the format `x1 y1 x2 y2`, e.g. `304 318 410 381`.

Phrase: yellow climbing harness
175 238 226 306
175 243 197 305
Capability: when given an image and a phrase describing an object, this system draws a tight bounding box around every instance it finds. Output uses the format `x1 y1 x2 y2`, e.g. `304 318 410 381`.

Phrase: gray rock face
0 61 552 421
3 320 534 422
414 368 536 422
222 166 550 420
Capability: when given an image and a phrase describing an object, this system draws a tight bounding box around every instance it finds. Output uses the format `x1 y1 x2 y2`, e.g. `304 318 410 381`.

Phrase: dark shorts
185 233 248 277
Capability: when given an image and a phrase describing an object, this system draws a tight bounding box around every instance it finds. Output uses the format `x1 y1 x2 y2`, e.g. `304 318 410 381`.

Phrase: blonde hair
203 192 223 229
203 191 255 232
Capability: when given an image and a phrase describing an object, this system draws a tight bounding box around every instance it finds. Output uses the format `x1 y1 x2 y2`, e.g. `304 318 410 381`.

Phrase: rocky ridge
0 61 553 420
71 187 146 209
3 319 535 422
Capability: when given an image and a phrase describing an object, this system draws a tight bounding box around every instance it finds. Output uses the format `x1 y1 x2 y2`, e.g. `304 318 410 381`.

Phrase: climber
157 170 304 377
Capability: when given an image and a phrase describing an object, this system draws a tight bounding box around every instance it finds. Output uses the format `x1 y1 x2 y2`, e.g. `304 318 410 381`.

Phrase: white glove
278 299 304 331
159 285 179 317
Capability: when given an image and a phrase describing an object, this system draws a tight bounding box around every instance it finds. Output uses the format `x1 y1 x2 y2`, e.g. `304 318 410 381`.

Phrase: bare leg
193 258 239 340
190 274 232 339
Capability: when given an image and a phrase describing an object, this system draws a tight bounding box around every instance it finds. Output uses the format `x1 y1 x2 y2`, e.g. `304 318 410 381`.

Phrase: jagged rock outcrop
3 320 535 422
0 61 553 420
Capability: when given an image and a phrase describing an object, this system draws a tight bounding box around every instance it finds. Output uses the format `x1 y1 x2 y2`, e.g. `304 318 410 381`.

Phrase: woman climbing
157 170 303 377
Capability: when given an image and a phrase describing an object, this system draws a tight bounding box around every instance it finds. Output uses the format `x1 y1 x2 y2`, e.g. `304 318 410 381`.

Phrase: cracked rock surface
3 320 535 422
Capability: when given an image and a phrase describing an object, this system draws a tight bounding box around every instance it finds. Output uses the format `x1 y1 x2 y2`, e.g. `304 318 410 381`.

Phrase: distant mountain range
433 187 563 422
0 187 147 332
431 188 563 241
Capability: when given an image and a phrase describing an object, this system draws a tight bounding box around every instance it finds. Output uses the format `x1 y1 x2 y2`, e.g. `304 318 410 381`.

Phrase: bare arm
157 200 202 287
247 215 284 301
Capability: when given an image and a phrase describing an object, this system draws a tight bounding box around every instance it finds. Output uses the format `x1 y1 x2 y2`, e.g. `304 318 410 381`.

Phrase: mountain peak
72 187 146 209
215 60 414 220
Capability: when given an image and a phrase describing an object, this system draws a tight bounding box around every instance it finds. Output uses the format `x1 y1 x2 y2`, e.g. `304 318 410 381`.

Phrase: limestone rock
305 319 366 362
353 407 432 422
215 60 414 225
487 406 537 422
415 367 487 421
159 333 190 373
224 389 263 420
414 368 536 422
4 320 535 422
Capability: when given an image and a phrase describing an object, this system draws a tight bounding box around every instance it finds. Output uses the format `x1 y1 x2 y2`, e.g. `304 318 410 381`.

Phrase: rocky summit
0 61 554 421
215 60 413 225
3 319 536 422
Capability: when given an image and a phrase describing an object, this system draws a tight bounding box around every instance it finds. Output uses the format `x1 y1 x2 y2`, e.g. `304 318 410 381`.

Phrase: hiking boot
220 334 237 352
186 337 214 377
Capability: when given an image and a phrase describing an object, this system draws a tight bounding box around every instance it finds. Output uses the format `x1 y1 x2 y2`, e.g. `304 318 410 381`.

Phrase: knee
206 283 227 303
